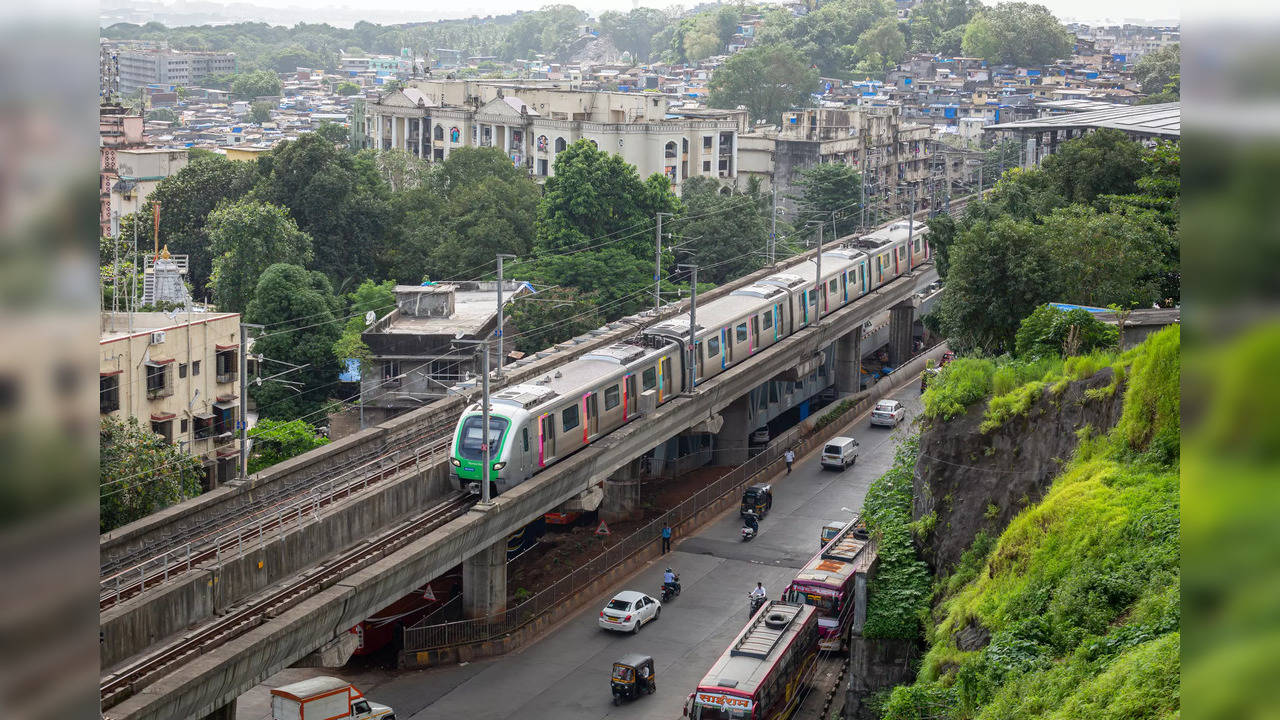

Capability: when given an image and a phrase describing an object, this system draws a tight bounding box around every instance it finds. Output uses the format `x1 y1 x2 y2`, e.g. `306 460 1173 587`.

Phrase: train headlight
493 462 506 470
450 458 462 467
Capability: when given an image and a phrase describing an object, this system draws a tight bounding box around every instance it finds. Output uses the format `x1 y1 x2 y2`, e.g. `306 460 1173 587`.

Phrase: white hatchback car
870 400 906 427
599 590 661 633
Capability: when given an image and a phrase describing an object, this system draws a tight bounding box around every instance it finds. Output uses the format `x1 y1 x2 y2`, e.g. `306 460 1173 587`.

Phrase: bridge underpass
101 261 939 720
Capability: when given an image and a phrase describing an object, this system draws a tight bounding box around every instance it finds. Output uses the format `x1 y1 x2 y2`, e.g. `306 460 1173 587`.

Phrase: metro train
450 221 930 495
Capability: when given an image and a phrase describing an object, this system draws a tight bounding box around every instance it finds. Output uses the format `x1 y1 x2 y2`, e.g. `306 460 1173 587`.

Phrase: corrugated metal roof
986 101 1179 137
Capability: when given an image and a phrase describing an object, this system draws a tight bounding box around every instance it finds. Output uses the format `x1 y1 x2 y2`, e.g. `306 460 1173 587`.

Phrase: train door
801 289 809 326
660 355 673 397
841 272 848 303
894 246 901 275
539 414 556 466
751 315 760 353
624 374 637 420
695 341 704 384
585 392 599 440
774 304 783 341
723 327 732 366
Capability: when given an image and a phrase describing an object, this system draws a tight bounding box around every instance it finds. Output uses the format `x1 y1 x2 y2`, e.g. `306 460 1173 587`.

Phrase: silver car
870 400 906 427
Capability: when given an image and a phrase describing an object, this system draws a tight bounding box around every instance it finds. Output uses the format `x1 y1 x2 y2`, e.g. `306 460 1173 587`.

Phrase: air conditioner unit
150 331 166 345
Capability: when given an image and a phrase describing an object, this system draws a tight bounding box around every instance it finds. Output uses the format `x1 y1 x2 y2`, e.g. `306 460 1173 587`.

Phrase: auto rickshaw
741 483 773 519
611 654 656 705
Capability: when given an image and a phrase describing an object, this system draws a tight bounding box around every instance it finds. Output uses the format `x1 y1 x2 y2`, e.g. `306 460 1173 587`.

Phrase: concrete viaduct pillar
463 510 507 619
713 394 753 467
835 330 863 395
601 458 642 523
889 301 916 368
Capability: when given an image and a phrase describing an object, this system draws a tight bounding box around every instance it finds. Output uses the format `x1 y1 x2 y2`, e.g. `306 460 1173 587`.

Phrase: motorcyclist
748 581 768 614
750 581 767 599
743 511 759 534
663 567 680 595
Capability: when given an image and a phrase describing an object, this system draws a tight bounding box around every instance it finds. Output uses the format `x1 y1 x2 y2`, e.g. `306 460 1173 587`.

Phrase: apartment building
99 311 243 488
100 103 147 237
117 48 236 96
108 148 189 219
357 282 529 427
738 106 936 219
363 81 748 187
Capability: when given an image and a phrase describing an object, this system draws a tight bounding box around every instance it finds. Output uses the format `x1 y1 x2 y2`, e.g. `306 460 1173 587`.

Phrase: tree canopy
245 263 342 423
247 419 330 474
207 199 314 314
960 2 1073 66
230 69 282 99
100 416 204 532
1134 44 1180 96
792 162 864 238
678 177 770 284
708 43 819 126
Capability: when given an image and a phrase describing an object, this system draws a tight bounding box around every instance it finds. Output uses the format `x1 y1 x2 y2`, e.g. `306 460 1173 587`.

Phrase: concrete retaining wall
101 462 453 671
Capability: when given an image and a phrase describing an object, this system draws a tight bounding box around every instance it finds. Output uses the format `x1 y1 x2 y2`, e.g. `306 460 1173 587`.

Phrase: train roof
697 602 815 697
848 221 928 251
647 290 775 339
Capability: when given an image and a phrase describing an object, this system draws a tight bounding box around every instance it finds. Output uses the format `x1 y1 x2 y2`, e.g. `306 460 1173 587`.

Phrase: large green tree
534 139 680 262
678 176 769 284
207 199 314 314
598 8 671 62
118 155 258 294
708 43 819 126
253 133 394 286
1039 204 1164 308
333 279 396 364
506 286 604 353
931 216 1058 353
230 69 283 99
792 162 864 238
903 0 982 55
851 17 907 74
1134 44 1180 95
960 2 1072 66
1036 128 1147 205
246 263 342 422
100 416 205 533
755 0 897 78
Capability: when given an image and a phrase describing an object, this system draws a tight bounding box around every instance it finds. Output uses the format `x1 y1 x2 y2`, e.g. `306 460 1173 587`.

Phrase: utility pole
813 222 823 325
770 182 778 263
481 339 491 504
238 322 263 480
655 212 670 312
677 264 698 392
495 253 515 377
859 159 867 233
907 185 917 272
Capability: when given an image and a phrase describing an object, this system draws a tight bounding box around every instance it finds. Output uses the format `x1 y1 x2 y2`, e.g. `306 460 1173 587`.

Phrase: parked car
820 437 859 470
749 426 770 444
599 591 661 633
870 400 906 427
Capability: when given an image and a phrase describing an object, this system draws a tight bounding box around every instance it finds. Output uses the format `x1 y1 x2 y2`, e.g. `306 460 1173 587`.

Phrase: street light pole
238 322 263 480
814 223 823 324
770 182 777 263
655 212 669 312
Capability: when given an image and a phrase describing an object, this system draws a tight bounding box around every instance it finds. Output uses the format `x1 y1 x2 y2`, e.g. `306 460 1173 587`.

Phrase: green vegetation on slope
862 436 933 640
881 326 1180 720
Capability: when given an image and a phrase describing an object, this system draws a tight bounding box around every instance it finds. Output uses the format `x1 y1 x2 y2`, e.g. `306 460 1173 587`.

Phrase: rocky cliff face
913 367 1126 573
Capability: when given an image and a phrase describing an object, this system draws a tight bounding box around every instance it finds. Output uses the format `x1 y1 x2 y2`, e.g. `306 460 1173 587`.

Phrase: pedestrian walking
661 524 672 554
784 449 795 475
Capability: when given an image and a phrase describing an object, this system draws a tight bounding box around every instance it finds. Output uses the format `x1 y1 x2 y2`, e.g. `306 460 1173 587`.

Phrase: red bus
782 518 875 650
684 602 818 720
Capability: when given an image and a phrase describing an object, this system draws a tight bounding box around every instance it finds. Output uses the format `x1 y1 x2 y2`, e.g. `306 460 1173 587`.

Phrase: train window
561 405 580 431
604 385 620 410
707 335 720 356
522 427 529 452
642 367 657 390
736 323 747 342
762 311 773 330
828 278 837 292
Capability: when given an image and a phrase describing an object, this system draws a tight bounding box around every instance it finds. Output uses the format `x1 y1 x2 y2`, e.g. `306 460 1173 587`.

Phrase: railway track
99 424 455 610
100 491 475 712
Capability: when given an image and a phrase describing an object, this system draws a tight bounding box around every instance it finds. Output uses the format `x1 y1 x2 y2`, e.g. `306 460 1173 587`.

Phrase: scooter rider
663 567 680 595
743 510 759 534
748 581 768 614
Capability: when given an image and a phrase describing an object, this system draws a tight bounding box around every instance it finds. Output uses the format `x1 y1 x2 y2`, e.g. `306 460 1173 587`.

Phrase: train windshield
458 416 509 461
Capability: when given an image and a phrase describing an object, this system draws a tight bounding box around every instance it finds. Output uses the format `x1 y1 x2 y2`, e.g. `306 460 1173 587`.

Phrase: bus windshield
788 586 840 613
458 416 509 461
694 706 751 720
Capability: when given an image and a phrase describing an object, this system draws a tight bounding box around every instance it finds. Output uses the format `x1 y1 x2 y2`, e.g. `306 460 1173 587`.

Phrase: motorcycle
661 574 681 603
748 593 767 617
741 512 759 542
741 524 756 542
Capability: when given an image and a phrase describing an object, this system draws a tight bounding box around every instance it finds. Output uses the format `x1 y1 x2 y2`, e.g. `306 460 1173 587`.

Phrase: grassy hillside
880 326 1180 720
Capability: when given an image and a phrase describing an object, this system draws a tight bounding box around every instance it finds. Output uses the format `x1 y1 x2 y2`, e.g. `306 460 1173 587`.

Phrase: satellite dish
364 310 377 326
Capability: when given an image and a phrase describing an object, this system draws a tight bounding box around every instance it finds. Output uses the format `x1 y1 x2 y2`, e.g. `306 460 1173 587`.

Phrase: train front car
449 396 534 497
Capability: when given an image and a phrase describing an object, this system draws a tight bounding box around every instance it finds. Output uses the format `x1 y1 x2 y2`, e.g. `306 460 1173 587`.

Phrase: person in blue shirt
663 567 680 595
661 523 672 554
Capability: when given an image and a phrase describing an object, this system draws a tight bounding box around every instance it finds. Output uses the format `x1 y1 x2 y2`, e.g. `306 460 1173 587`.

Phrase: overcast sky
97 0 1185 27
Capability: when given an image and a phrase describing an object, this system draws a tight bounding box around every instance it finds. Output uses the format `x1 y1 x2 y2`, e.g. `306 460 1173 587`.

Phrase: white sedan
599 591 661 633
870 399 906 427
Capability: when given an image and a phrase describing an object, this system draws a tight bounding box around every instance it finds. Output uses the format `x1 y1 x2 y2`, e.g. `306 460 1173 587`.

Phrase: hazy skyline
101 0 1180 28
